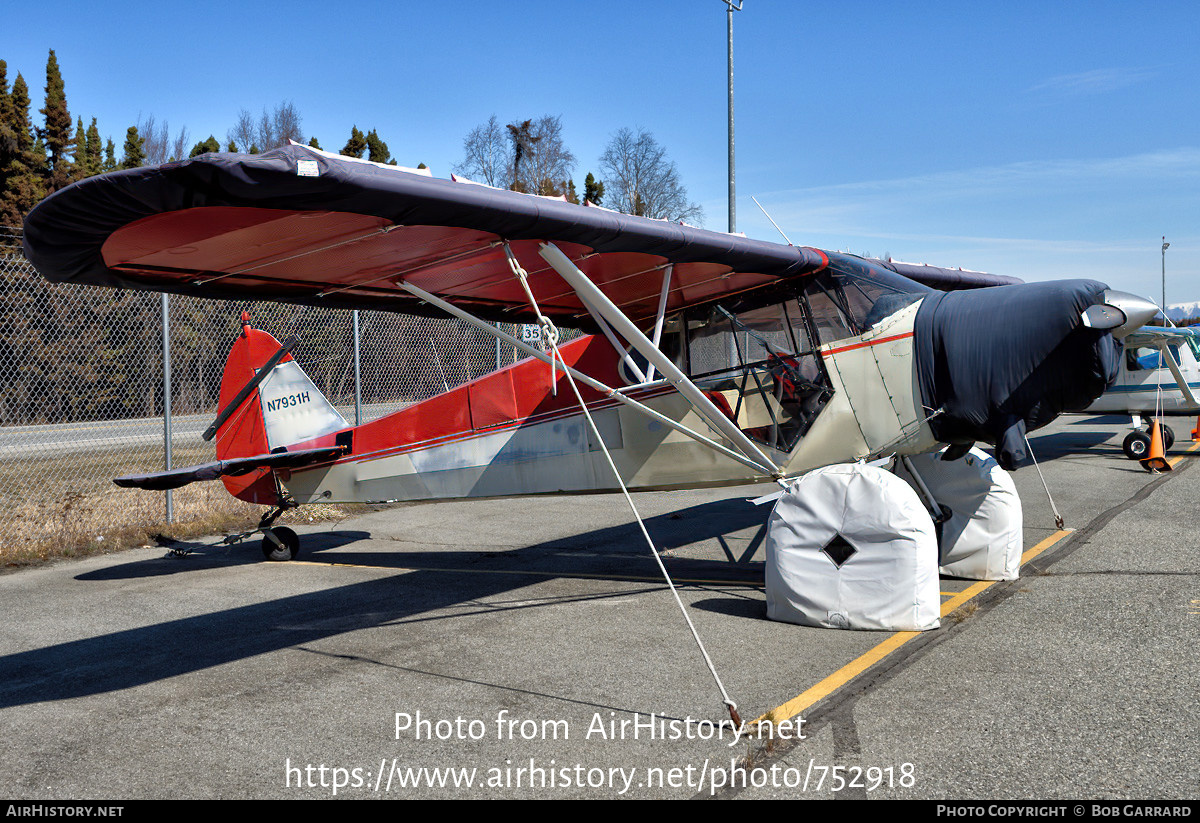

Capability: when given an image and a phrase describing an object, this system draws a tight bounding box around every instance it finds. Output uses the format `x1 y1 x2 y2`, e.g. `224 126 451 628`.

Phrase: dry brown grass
0 445 362 569
948 601 979 623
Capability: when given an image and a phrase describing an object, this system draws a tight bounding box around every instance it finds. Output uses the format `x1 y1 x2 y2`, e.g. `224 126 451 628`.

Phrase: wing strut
536 241 784 479
576 293 648 383
644 264 673 383
1157 342 1199 406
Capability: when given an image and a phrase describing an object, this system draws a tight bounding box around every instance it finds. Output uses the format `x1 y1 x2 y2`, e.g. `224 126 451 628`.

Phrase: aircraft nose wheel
1122 426 1174 460
1123 431 1150 460
261 526 300 561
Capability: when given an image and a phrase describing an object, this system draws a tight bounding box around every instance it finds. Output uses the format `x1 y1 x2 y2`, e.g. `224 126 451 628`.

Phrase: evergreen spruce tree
308 136 320 150
119 126 145 169
0 61 14 161
102 137 116 172
340 126 366 158
365 128 391 164
0 61 13 200
84 118 101 176
39 49 74 192
189 135 220 157
584 172 604 205
70 116 87 180
0 74 46 227
226 140 236 152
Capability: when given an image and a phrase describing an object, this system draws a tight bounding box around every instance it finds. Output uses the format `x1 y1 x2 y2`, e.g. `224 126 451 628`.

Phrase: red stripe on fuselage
286 334 647 464
821 331 913 357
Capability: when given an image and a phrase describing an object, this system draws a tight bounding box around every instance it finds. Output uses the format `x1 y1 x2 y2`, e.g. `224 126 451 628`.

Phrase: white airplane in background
1083 325 1200 459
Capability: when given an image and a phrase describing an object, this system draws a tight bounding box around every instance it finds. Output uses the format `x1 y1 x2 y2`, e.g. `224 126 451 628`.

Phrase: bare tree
227 109 256 153
139 115 189 165
598 127 702 224
258 100 303 151
274 101 304 147
227 101 302 153
454 114 575 195
454 115 510 187
169 128 190 163
510 115 575 196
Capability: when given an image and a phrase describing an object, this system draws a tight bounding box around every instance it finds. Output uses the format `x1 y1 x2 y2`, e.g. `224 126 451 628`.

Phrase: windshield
805 255 931 343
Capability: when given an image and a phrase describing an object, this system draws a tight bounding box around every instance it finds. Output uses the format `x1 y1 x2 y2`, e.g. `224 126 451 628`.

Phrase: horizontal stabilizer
113 446 345 491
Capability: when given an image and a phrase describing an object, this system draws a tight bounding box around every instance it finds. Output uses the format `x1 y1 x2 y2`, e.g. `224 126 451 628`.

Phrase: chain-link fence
0 243 579 561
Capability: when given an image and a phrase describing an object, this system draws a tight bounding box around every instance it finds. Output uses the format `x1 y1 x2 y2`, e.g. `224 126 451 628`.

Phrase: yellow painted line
757 630 924 726
755 528 1075 725
1020 528 1076 565
291 559 761 587
938 580 995 614
1166 439 1200 468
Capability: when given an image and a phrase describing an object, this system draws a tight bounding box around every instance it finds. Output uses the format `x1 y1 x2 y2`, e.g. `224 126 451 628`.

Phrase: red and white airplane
22 144 1156 559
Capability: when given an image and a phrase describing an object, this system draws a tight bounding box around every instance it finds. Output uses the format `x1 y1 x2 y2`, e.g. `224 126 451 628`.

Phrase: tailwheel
261 526 299 561
1122 431 1151 460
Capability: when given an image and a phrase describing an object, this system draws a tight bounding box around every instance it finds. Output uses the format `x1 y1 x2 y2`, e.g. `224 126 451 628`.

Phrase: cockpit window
655 256 926 452
803 256 930 344
682 298 833 452
1127 345 1179 372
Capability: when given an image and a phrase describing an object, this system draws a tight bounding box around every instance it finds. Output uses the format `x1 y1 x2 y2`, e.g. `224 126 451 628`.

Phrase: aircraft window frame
678 289 835 451
717 304 793 431
802 278 859 344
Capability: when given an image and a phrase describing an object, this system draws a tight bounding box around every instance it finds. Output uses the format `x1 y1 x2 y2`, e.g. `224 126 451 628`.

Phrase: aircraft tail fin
214 313 348 463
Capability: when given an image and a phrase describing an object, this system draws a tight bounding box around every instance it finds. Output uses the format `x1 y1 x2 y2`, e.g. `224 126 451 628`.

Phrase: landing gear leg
255 489 300 561
218 476 302 561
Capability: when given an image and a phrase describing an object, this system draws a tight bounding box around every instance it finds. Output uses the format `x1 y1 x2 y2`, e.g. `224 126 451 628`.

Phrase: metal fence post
161 292 173 523
353 310 362 426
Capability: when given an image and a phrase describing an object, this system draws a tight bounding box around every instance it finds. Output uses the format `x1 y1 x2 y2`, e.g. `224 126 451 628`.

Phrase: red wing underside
102 207 781 326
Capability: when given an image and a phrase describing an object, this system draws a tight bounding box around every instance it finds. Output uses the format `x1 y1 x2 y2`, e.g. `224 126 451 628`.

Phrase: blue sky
3 1 1197 302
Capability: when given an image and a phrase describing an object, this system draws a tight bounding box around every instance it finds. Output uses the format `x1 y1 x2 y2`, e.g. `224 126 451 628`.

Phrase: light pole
1162 236 1170 318
725 1 743 234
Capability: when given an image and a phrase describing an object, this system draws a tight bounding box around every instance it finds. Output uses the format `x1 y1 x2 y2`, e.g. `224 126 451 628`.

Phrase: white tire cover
765 463 940 631
895 448 1023 581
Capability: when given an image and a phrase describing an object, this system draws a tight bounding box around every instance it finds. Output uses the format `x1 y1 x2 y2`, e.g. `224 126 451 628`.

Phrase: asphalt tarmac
0 415 1196 800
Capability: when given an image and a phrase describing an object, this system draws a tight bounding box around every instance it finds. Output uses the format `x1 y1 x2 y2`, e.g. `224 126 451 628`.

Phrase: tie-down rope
504 244 743 730
1022 432 1065 530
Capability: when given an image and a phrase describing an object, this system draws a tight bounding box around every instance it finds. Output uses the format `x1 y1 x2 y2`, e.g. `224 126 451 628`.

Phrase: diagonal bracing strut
395 282 776 477
536 241 784 479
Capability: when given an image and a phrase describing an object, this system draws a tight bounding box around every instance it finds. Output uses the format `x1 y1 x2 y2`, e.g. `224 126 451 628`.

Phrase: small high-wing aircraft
22 144 1157 559
1082 325 1200 459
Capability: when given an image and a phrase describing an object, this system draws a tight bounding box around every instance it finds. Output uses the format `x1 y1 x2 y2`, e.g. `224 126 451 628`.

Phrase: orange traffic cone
1191 415 1200 442
1140 419 1173 473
